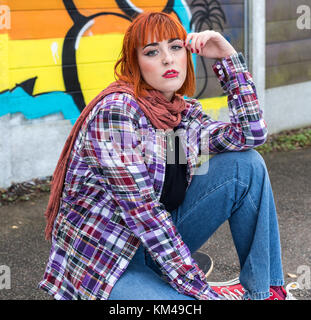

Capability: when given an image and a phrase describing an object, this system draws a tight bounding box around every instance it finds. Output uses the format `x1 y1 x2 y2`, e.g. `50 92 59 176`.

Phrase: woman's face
137 36 187 101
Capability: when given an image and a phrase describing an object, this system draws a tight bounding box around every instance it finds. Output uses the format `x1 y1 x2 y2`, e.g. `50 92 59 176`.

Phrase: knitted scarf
44 79 186 240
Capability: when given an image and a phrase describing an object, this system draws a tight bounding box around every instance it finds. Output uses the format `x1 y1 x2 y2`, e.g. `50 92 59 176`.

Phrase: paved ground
0 148 310 300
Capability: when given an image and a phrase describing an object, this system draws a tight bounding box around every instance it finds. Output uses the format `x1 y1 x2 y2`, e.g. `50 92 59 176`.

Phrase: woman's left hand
184 30 237 59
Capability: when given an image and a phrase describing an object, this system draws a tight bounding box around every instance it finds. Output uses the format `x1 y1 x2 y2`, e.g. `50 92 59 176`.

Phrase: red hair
114 12 196 98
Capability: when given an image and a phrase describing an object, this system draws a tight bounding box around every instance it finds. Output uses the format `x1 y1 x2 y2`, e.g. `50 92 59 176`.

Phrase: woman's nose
162 50 173 65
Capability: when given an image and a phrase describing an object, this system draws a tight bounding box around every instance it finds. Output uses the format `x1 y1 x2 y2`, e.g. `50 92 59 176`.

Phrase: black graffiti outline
62 0 133 111
62 0 226 110
190 0 226 99
62 0 179 111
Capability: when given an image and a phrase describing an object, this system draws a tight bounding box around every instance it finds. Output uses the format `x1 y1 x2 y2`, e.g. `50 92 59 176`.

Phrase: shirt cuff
159 258 221 300
212 52 248 92
213 52 247 77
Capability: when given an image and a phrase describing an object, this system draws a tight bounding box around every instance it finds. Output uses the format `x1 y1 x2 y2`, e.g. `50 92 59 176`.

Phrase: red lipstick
162 69 179 78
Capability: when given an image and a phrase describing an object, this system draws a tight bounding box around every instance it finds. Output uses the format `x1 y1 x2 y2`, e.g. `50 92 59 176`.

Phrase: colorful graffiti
0 0 234 124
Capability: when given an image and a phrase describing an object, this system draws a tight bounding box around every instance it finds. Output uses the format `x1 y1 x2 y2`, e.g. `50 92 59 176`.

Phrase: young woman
39 12 288 300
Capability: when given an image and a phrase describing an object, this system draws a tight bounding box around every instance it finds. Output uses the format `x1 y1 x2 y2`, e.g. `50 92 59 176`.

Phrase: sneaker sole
207 276 240 287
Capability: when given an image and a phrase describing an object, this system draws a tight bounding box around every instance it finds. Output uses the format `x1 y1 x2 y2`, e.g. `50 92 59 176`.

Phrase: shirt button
216 65 221 69
233 94 238 99
177 279 182 285
218 70 223 75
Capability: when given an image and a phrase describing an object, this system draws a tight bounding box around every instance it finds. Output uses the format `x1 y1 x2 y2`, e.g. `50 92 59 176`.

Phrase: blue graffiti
0 85 80 125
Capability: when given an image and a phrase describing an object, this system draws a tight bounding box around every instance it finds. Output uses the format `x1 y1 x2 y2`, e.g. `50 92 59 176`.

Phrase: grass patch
256 126 311 155
0 177 51 207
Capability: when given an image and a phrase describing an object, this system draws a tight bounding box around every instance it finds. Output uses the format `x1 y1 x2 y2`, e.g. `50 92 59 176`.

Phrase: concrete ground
199 148 311 300
0 148 310 300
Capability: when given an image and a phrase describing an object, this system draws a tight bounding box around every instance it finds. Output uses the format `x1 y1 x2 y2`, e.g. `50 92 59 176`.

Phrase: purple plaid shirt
39 52 267 300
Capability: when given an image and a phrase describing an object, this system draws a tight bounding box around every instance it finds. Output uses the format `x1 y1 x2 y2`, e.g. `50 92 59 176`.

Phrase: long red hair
114 12 196 98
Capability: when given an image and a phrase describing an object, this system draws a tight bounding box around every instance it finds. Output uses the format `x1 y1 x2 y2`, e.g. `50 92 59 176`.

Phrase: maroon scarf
44 80 186 240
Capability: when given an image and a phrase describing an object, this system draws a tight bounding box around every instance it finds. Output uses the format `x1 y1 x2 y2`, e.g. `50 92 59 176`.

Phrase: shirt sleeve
82 97 220 300
198 52 268 154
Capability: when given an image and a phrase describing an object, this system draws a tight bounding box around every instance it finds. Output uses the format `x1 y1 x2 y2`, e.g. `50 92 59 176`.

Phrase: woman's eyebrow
142 38 181 49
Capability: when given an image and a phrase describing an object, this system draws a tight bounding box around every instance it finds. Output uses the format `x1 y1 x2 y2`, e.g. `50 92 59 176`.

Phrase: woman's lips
162 70 179 78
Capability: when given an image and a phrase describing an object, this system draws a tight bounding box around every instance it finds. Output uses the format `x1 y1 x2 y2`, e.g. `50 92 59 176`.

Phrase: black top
159 127 188 212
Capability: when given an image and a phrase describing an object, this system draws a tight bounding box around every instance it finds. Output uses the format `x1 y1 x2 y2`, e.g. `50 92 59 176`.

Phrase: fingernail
201 43 203 46
191 48 193 53
196 49 199 53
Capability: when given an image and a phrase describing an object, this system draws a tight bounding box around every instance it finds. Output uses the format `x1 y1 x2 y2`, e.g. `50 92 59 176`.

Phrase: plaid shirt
39 52 267 300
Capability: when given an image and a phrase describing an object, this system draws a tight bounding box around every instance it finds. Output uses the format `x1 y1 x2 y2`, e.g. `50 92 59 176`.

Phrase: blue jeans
109 149 284 300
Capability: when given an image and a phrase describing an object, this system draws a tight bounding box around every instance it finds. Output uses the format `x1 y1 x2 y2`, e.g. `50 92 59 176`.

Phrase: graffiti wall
0 0 246 123
0 0 246 187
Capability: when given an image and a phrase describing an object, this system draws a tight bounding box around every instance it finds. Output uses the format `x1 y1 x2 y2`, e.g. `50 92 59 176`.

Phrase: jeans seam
270 279 284 286
241 252 258 300
236 180 259 212
243 290 271 300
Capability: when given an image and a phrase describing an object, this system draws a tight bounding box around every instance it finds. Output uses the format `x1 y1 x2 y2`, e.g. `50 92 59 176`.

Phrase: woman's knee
213 149 266 169
207 149 268 184
236 149 266 166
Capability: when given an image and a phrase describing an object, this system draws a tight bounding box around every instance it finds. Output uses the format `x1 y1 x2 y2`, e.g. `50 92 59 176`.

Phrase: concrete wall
265 81 311 134
0 0 311 188
0 113 72 188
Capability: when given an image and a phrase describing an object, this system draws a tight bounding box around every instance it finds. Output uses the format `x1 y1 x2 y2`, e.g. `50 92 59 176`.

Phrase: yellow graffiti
0 33 9 91
6 32 123 100
8 38 65 94
2 29 227 116
200 96 228 119
0 0 228 119
76 33 124 104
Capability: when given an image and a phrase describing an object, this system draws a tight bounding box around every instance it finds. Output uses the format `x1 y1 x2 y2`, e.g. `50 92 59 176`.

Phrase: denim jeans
108 149 284 300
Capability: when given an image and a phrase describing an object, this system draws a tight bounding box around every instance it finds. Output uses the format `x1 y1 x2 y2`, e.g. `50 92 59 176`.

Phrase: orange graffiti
0 0 173 39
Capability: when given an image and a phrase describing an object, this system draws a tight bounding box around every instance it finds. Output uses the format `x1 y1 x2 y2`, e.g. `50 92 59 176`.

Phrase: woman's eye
145 50 158 56
172 45 182 50
144 45 182 56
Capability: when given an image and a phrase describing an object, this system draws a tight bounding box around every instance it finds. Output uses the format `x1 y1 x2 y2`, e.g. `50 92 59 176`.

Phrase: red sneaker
208 278 245 300
267 286 286 300
208 278 299 300
268 283 298 300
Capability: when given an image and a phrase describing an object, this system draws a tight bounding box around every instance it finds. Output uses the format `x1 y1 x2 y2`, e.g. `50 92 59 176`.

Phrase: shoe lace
219 287 244 300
